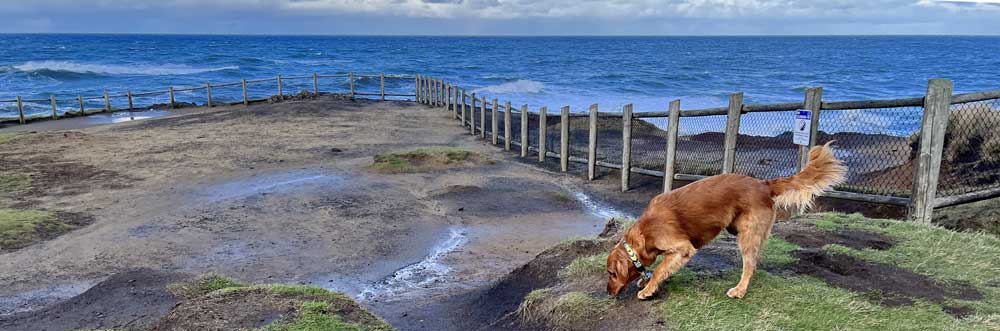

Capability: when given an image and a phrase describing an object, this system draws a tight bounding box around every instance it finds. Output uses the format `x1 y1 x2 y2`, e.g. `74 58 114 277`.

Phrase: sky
0 0 999 35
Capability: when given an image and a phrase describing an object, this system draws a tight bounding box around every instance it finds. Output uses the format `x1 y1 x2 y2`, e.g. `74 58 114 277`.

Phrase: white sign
793 110 812 146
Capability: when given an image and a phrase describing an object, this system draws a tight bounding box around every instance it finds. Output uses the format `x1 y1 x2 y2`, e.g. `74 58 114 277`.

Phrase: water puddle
355 227 467 302
0 281 97 316
573 192 635 220
82 110 173 124
196 169 344 202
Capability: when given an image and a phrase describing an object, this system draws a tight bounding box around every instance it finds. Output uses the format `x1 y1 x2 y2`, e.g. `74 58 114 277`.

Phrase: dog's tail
767 142 847 213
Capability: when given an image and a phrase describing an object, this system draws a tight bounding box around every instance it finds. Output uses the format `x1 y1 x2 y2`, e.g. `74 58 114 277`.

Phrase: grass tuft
169 274 247 298
559 254 609 280
0 133 20 145
369 147 489 173
761 237 800 267
261 300 392 331
0 174 31 197
0 208 70 249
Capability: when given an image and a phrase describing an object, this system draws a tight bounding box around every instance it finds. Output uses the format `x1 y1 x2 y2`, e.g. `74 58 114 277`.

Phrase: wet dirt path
0 98 638 330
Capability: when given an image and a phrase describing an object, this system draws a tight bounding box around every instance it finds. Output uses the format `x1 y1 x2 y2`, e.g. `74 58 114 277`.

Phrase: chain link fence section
937 98 1000 197
674 115 726 176
815 106 921 197
594 114 624 168
568 114 590 160
630 116 669 173
734 111 800 179
545 113 561 158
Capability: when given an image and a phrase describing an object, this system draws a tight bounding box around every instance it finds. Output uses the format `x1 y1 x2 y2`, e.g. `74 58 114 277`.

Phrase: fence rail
1 72 418 124
416 75 999 224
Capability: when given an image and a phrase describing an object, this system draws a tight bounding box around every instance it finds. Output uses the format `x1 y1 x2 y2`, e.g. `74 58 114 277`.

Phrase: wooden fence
414 75 1000 224
0 73 417 124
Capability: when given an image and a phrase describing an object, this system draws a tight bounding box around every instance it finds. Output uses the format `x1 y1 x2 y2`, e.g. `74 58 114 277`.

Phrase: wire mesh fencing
594 114 624 168
816 106 921 197
937 98 1000 197
568 115 590 161
674 115 726 176
734 111 801 179
630 116 670 172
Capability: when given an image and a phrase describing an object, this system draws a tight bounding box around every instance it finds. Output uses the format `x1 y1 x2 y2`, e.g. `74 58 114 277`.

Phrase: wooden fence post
242 79 249 106
492 99 499 144
380 73 386 101
722 92 744 174
663 99 682 192
588 104 598 180
104 90 111 112
560 106 570 172
277 74 283 100
16 96 24 124
471 94 477 135
78 96 84 115
169 86 176 108
50 95 57 119
461 90 467 126
480 96 487 139
313 73 319 96
910 78 953 224
453 87 459 119
521 105 529 158
798 87 823 169
415 75 420 101
349 72 355 99
127 90 134 110
206 83 213 108
622 104 633 192
538 107 548 162
504 101 512 151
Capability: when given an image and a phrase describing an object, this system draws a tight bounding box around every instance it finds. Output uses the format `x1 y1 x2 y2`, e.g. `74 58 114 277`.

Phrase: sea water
2 35 998 134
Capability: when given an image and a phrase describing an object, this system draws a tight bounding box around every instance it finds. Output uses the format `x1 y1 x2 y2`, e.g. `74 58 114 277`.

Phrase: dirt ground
0 97 619 330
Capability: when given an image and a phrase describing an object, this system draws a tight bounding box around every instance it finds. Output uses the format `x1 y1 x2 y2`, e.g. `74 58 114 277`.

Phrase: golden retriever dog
607 143 846 299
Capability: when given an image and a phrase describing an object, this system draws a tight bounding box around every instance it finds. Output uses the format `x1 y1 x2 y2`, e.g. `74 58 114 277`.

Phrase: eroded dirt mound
790 249 981 315
468 237 614 330
0 269 193 331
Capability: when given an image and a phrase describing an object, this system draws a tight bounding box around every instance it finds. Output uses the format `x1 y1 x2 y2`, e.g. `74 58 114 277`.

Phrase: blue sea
2 35 999 134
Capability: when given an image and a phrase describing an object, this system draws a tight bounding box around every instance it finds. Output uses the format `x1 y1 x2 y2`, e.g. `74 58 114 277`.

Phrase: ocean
2 34 999 134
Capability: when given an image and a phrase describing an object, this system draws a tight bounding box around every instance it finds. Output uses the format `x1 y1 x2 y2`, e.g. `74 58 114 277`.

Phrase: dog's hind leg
637 241 696 300
727 210 776 299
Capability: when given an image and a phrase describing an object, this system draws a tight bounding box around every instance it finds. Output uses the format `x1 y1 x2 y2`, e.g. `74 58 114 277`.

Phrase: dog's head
606 241 640 297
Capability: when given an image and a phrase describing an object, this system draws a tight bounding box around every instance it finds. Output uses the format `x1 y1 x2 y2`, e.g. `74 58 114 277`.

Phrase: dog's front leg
638 243 696 300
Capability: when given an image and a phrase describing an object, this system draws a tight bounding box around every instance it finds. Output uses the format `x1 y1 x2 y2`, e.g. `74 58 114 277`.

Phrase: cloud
0 0 997 34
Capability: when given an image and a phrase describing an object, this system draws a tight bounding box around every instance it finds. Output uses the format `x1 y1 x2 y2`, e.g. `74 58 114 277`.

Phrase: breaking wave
13 61 238 76
473 79 544 94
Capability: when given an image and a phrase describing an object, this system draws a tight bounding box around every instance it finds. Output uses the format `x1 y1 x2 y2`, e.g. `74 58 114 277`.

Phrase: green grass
369 147 488 173
559 253 608 280
760 237 800 267
169 274 247 298
657 270 990 331
171 276 393 331
0 174 31 197
0 133 20 145
261 301 391 331
0 208 71 249
520 213 1000 330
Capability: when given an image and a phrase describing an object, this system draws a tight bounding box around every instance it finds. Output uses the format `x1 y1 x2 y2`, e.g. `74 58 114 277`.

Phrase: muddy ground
0 96 631 330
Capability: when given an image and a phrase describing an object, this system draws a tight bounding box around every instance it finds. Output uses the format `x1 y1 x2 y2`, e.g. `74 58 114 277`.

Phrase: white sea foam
14 61 238 76
473 79 544 94
356 227 466 301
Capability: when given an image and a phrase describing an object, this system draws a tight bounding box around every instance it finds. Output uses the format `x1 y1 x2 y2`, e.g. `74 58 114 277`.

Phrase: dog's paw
726 287 746 299
637 286 657 300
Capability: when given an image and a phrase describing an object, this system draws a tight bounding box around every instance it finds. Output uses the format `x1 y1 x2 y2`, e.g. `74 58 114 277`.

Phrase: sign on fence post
793 110 812 146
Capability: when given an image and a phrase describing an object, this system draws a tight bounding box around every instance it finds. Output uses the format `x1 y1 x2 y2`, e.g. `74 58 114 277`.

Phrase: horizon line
2 32 1000 38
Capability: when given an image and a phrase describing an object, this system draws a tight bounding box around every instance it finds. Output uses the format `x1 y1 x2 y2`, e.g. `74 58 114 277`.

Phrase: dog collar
623 241 653 281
